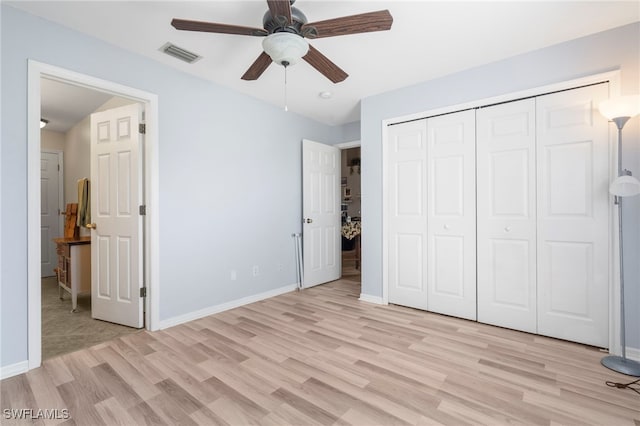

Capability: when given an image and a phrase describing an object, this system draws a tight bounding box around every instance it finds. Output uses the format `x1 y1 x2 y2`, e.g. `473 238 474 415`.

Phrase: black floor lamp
598 95 640 377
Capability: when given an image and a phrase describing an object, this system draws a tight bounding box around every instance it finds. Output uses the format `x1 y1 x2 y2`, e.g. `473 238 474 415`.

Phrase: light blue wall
360 22 640 348
0 5 346 368
337 121 361 142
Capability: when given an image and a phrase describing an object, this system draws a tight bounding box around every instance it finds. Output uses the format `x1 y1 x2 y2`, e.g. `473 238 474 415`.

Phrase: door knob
504 226 511 232
86 223 97 229
304 218 313 224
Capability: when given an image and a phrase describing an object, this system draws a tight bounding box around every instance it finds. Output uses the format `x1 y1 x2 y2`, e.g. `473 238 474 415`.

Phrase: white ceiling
12 1 640 128
40 79 113 132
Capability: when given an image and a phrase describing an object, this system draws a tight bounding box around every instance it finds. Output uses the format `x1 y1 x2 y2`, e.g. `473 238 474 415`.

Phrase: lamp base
601 355 640 376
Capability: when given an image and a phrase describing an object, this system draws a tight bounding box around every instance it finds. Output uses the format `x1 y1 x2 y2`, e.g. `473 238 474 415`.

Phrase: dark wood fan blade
171 18 267 37
303 45 348 83
241 51 273 80
267 0 292 24
301 10 393 39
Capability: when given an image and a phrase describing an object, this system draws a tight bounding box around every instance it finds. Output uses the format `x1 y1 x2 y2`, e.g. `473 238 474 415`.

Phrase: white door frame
40 149 64 277
27 60 160 370
382 70 622 353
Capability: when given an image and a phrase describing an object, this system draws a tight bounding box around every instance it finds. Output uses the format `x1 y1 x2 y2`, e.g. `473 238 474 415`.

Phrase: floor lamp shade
610 175 640 197
598 95 640 120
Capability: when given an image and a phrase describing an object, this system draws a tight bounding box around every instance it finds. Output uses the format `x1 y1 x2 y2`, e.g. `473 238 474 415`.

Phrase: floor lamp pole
600 117 640 377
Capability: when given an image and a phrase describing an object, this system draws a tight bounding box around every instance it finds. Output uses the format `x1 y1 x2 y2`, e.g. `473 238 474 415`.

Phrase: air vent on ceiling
159 42 202 64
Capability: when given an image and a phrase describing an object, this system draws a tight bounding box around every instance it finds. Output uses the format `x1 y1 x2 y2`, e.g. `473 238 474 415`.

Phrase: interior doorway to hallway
338 142 361 284
28 60 160 370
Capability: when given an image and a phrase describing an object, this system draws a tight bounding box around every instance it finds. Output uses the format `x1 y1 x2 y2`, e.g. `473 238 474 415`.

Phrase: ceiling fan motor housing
262 6 307 35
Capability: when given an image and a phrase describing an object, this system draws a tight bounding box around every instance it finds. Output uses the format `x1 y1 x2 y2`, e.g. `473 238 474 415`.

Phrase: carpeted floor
41 276 141 360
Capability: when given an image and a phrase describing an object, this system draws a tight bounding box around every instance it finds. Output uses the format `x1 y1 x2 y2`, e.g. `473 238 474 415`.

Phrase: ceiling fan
171 0 393 83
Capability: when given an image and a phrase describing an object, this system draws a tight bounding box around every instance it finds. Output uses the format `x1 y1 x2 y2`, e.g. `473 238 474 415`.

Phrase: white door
41 151 63 277
426 111 476 320
90 104 144 328
536 84 609 347
477 99 537 333
302 139 341 288
387 120 429 309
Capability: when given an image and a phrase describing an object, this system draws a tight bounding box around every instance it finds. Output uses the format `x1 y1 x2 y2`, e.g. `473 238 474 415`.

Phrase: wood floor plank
3 279 638 425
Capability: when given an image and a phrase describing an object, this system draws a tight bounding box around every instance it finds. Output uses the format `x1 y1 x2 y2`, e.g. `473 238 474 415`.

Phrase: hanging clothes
76 178 91 227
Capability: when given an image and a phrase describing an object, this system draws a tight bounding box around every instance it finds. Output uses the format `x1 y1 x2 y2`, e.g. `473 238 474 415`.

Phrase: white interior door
90 103 144 328
536 84 609 347
387 120 429 309
426 111 476 320
302 139 341 288
477 99 537 333
40 151 63 277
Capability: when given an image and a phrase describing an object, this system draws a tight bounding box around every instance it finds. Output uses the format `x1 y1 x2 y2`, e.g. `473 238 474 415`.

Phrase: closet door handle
86 223 97 229
443 224 450 230
504 226 511 233
304 218 313 224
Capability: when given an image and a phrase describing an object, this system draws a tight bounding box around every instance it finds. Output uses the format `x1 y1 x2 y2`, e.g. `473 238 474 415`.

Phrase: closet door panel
387 120 429 309
536 84 609 347
477 99 537 333
426 110 476 320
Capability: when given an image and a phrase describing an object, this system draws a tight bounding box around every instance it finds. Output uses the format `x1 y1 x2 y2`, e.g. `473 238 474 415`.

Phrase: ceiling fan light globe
262 32 309 66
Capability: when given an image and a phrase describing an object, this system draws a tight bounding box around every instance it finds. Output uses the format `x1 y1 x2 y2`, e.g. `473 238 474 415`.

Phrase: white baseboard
0 360 29 380
359 293 385 305
158 283 297 330
625 346 640 362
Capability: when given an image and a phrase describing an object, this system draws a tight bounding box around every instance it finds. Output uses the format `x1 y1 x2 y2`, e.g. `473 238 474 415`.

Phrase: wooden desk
53 237 91 313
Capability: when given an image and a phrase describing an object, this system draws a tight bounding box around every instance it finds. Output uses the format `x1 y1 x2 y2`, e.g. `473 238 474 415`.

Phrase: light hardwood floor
1 279 638 425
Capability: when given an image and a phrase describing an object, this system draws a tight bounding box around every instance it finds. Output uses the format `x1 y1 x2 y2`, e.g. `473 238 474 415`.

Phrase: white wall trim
0 361 29 380
381 70 622 349
27 60 160 371
359 293 385 305
158 283 297 330
335 140 361 149
625 346 640 363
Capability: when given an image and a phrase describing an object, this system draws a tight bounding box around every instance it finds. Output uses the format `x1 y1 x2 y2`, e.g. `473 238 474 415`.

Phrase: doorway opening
339 145 361 284
28 60 160 370
39 78 143 360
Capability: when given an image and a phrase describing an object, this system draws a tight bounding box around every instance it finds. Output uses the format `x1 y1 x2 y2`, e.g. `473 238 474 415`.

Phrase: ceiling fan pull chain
284 64 288 112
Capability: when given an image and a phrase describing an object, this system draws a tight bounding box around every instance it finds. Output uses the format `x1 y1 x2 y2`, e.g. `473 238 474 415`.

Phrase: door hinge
139 123 146 134
139 205 146 216
140 287 147 298
58 164 60 171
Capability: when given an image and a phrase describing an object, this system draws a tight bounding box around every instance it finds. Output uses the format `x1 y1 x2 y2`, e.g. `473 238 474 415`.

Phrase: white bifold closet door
426 110 476 320
477 99 537 333
387 111 476 319
387 120 429 310
477 84 609 346
536 84 609 347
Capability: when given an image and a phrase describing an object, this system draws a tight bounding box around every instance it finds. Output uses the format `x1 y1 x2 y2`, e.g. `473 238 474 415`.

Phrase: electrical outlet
230 270 237 281
252 265 259 277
